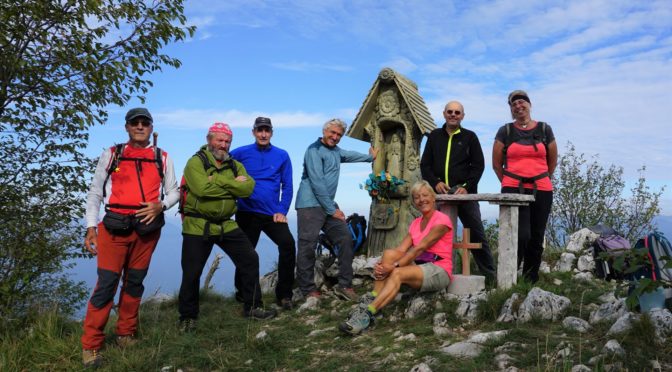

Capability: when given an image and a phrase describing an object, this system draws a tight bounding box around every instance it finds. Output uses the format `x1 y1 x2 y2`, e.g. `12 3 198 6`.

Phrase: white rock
259 271 278 295
433 326 453 337
566 228 600 253
468 330 509 344
405 296 430 319
409 362 432 372
395 333 417 342
144 293 173 304
161 367 173 372
440 341 483 358
571 364 592 372
255 330 268 340
573 272 594 282
553 279 563 286
648 308 672 342
598 292 616 303
539 261 551 274
576 254 595 272
433 313 448 327
602 339 625 356
589 298 627 324
495 353 514 369
555 252 576 272
562 316 591 333
607 312 640 335
372 346 384 354
308 327 336 337
455 292 486 322
298 296 320 313
517 287 571 322
497 293 522 323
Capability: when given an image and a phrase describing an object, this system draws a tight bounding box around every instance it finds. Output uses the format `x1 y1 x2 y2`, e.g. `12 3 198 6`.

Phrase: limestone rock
255 330 268 340
144 293 173 304
405 295 430 319
607 312 640 335
562 316 591 333
497 293 522 323
589 298 627 324
259 271 278 295
432 313 453 337
573 272 594 282
308 327 335 337
539 261 551 274
555 252 576 272
598 292 616 303
468 330 509 344
495 353 514 370
455 292 486 322
352 256 379 277
602 339 625 356
298 296 320 313
576 254 595 272
571 364 592 372
566 228 599 253
517 287 571 322
648 308 672 342
395 333 417 342
409 362 432 372
440 341 483 358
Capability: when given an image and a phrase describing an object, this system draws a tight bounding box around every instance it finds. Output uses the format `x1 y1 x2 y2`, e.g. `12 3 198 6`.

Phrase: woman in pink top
340 180 453 336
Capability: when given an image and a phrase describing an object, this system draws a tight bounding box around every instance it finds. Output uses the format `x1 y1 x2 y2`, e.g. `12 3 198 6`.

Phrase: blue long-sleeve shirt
295 138 373 215
230 143 293 216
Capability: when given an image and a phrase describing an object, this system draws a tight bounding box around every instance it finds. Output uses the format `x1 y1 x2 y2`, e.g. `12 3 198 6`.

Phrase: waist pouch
133 212 165 236
102 211 133 236
414 252 443 264
103 211 165 236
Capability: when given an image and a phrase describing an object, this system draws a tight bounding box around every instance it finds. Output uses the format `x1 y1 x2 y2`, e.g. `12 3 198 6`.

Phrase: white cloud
154 109 335 129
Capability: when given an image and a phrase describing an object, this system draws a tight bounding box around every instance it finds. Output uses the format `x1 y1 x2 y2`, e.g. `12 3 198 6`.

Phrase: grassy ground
1 272 671 371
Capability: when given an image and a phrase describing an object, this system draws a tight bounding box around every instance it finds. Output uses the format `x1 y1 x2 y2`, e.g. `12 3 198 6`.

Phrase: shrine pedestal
447 274 485 295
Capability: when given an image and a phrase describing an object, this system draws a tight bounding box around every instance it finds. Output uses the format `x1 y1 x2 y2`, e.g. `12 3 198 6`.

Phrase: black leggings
502 187 553 282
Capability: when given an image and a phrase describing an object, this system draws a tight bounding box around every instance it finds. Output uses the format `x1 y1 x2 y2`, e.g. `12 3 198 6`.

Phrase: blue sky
75 0 672 303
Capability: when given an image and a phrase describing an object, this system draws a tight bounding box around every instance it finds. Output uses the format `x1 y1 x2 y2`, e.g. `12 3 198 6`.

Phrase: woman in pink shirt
340 180 453 336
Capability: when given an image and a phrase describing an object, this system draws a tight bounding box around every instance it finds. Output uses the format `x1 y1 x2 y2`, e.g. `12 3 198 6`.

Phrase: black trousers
502 187 553 282
457 200 496 278
235 211 296 301
178 229 262 320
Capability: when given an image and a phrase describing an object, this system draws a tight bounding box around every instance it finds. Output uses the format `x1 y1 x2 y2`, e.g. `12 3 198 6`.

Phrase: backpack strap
102 144 124 199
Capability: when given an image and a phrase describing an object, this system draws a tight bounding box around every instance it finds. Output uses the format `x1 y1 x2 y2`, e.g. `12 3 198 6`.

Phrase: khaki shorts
419 263 451 292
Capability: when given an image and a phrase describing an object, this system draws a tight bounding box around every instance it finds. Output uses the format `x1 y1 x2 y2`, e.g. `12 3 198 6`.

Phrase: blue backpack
316 213 368 264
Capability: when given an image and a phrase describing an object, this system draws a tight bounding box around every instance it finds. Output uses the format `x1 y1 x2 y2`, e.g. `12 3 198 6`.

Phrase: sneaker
333 285 358 302
179 318 197 333
82 349 103 367
277 298 294 310
116 334 137 348
244 307 277 320
339 309 374 336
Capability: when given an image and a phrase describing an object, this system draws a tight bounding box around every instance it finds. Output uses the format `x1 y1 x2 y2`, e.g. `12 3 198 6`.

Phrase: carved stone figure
386 133 402 178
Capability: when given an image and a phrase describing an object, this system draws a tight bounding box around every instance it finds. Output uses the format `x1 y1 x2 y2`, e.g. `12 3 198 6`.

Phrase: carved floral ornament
378 90 399 117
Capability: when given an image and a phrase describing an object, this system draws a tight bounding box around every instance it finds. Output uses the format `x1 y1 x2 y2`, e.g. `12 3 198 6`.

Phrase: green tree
0 0 194 329
547 142 664 248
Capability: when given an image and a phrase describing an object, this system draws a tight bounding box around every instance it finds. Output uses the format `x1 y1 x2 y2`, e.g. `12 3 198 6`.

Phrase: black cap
253 116 272 129
125 107 153 122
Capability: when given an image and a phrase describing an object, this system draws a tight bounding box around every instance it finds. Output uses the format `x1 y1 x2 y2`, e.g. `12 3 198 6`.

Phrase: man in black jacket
420 101 495 280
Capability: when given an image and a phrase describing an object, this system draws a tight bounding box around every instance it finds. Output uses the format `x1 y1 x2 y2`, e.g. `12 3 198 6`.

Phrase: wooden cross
453 228 482 275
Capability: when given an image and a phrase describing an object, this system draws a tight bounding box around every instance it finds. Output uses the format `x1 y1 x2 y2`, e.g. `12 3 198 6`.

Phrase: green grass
2 272 671 371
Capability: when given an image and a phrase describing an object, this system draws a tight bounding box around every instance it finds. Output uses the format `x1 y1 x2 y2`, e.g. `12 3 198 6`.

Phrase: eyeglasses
128 119 152 127
445 110 462 116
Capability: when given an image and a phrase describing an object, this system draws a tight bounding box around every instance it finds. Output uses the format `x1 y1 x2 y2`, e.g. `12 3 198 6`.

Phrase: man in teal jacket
296 118 377 301
178 123 275 330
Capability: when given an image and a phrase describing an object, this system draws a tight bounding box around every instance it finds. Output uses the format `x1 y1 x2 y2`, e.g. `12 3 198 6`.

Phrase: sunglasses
128 119 152 127
445 110 462 115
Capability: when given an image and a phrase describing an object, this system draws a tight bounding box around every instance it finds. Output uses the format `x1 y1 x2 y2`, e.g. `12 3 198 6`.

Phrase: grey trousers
296 207 353 294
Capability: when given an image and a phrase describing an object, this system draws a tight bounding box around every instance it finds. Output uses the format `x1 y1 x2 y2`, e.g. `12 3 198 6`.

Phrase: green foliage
0 0 194 329
483 219 499 256
547 142 664 247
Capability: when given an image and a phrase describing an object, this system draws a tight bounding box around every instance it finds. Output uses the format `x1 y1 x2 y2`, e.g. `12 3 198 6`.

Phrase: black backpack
316 213 368 264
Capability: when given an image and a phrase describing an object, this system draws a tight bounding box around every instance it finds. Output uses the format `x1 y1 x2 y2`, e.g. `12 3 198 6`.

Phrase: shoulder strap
195 149 211 171
155 146 164 180
102 144 124 198
194 150 238 177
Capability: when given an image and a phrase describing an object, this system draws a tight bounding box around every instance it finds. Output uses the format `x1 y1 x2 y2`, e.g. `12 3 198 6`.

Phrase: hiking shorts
419 263 451 292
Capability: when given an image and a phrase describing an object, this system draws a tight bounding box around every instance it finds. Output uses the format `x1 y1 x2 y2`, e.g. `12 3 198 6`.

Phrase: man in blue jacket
295 118 377 302
231 117 296 310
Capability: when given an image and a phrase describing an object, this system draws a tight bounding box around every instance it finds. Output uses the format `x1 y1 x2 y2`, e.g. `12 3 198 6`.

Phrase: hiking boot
277 298 294 310
116 334 137 348
244 307 277 320
82 349 103 367
333 285 358 301
179 318 197 333
339 309 374 336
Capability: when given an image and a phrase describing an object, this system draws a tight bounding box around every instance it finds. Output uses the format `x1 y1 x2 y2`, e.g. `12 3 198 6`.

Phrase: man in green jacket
178 123 276 331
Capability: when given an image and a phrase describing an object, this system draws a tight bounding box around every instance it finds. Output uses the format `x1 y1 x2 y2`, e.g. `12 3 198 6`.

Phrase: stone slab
447 274 485 295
